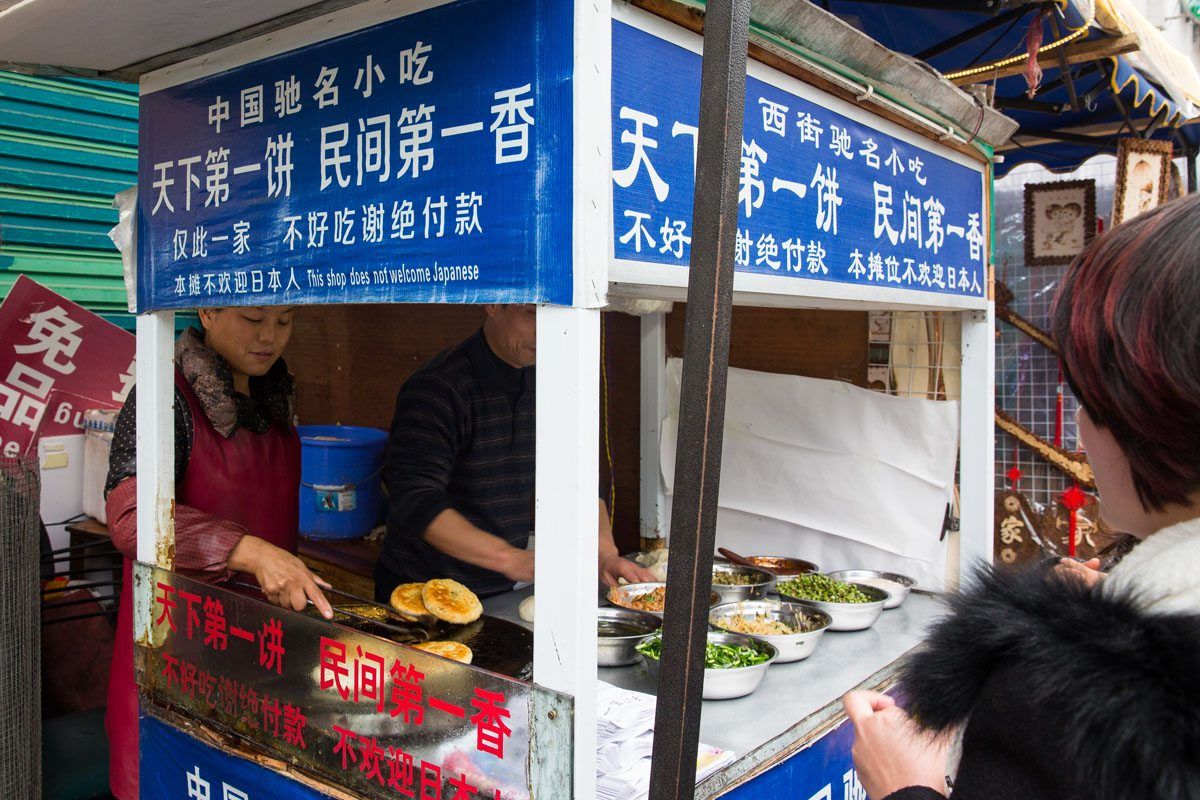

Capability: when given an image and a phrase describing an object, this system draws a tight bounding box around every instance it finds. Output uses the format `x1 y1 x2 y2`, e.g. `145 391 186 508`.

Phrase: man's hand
843 690 949 800
228 536 333 619
1055 557 1105 589
598 553 657 588
497 547 535 583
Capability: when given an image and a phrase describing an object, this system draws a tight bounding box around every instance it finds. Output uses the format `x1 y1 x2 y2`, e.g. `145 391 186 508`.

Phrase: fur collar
902 559 1200 800
1105 517 1200 614
175 327 294 438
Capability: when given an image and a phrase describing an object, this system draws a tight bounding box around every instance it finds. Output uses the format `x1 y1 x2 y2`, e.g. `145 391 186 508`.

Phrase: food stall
0 0 1006 796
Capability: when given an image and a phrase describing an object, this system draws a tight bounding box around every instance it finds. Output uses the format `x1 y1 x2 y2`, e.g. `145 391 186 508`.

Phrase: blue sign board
721 716 866 800
612 19 987 298
137 0 573 311
141 715 331 800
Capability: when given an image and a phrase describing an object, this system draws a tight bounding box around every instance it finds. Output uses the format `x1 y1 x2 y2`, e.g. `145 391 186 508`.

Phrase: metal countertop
483 587 946 797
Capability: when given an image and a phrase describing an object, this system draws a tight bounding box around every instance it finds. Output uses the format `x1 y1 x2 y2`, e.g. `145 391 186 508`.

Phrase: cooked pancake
422 578 483 625
389 582 430 619
413 640 473 664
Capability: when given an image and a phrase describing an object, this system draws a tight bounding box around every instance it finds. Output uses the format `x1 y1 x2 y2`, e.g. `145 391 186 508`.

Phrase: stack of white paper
596 681 734 800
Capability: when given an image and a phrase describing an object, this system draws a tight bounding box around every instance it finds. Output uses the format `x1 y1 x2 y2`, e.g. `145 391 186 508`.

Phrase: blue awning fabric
813 0 1200 175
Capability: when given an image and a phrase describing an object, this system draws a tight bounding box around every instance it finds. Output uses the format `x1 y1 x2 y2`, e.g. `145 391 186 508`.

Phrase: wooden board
665 305 869 385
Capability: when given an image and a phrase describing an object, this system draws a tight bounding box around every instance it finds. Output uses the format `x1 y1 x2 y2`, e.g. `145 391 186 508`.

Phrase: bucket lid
298 425 388 447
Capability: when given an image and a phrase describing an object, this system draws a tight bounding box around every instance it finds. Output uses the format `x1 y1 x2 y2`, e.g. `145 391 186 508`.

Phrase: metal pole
1188 148 1198 195
648 1 750 798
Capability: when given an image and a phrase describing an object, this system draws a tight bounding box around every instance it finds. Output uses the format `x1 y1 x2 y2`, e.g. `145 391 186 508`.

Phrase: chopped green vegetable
712 571 761 585
777 574 873 604
635 633 771 669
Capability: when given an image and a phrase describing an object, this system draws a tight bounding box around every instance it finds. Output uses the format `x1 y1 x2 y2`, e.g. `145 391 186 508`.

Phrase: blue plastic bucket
297 425 388 540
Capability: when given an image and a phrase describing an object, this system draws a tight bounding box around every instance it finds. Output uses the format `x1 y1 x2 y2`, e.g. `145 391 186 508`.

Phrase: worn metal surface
136 566 565 799
529 688 574 799
648 0 750 797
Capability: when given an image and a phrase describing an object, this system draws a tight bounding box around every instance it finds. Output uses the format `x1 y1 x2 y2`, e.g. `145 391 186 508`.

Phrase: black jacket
887 565 1200 800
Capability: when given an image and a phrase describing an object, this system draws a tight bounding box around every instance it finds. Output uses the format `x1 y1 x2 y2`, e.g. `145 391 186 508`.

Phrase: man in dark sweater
375 304 654 599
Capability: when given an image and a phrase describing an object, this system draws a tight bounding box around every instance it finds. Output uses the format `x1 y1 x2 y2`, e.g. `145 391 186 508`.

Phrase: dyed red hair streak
1052 192 1200 510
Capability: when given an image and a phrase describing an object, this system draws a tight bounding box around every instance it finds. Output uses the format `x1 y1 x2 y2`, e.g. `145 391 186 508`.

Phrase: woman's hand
843 690 949 799
1055 557 1105 589
228 536 334 618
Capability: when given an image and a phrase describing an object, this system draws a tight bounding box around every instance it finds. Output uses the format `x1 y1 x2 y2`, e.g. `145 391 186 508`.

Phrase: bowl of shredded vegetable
607 582 720 620
636 630 778 699
708 600 832 663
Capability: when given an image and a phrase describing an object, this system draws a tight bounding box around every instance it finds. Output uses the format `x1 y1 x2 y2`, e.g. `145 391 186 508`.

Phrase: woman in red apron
102 306 333 799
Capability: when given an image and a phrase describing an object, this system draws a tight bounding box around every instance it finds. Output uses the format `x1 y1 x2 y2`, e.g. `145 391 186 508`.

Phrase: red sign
0 275 135 455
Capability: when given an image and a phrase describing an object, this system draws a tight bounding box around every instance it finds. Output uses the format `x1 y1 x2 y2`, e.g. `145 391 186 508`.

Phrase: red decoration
1060 484 1088 558
1006 466 1024 490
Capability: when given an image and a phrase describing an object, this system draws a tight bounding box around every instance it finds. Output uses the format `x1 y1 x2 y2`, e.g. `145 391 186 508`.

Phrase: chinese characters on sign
612 20 987 299
140 567 535 800
137 0 572 311
0 276 135 455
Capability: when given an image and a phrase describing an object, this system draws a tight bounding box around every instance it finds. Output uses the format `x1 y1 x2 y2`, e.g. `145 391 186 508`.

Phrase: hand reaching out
599 553 658 588
843 690 949 799
228 535 334 619
1055 557 1104 589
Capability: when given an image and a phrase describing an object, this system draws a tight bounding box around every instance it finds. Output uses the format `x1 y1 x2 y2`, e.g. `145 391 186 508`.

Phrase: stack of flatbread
389 578 483 664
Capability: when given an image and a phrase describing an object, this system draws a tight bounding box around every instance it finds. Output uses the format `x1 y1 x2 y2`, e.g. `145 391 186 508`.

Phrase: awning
1096 0 1200 117
0 0 1017 153
808 0 1200 174
0 0 351 80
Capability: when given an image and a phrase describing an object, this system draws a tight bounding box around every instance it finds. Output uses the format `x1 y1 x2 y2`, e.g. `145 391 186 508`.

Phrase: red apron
106 370 299 799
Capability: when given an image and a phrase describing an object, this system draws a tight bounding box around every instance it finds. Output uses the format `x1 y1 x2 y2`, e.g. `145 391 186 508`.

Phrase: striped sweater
380 329 534 596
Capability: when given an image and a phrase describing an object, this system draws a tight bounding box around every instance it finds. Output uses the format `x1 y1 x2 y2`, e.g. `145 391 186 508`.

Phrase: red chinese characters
178 589 202 638
156 651 307 751
155 582 284 671
469 689 512 759
329 725 506 799
282 703 307 749
390 661 425 724
154 582 178 631
259 618 285 674
319 637 351 700
354 646 387 711
203 596 228 649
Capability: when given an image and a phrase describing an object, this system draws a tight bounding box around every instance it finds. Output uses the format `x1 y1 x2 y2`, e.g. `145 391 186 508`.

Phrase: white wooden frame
130 2 994 798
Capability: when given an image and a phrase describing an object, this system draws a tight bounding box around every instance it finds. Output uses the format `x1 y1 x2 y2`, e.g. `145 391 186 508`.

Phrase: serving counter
485 587 946 798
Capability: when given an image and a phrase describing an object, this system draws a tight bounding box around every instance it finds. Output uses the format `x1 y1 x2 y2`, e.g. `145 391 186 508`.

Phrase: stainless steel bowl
597 607 661 666
640 630 778 700
711 562 775 604
826 570 915 609
777 583 890 631
607 582 720 620
739 555 820 585
708 600 831 663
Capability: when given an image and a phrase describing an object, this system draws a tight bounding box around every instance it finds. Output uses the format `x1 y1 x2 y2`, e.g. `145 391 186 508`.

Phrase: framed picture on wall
1112 137 1173 225
1023 179 1096 267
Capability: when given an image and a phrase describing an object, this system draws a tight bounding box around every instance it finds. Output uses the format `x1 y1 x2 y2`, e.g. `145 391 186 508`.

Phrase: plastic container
297 425 388 540
82 409 119 524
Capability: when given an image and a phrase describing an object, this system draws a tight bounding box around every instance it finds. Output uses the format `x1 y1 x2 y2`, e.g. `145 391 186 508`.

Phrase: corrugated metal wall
0 70 138 328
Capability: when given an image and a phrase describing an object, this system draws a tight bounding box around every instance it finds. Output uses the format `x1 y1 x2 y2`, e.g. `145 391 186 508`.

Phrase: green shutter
0 71 139 329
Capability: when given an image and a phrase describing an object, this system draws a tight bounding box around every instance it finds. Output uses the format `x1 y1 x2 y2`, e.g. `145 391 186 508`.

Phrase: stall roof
0 0 364 80
0 0 1018 151
809 0 1200 174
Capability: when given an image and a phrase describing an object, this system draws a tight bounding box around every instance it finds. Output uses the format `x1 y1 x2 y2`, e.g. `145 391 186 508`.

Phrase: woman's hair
1052 192 1200 510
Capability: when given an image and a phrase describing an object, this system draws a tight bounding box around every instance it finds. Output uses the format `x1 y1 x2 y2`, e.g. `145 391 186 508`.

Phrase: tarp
659 359 959 589
813 0 1200 174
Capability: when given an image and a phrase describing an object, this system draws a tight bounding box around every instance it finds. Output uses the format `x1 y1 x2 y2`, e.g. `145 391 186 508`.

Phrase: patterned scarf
174 326 295 438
